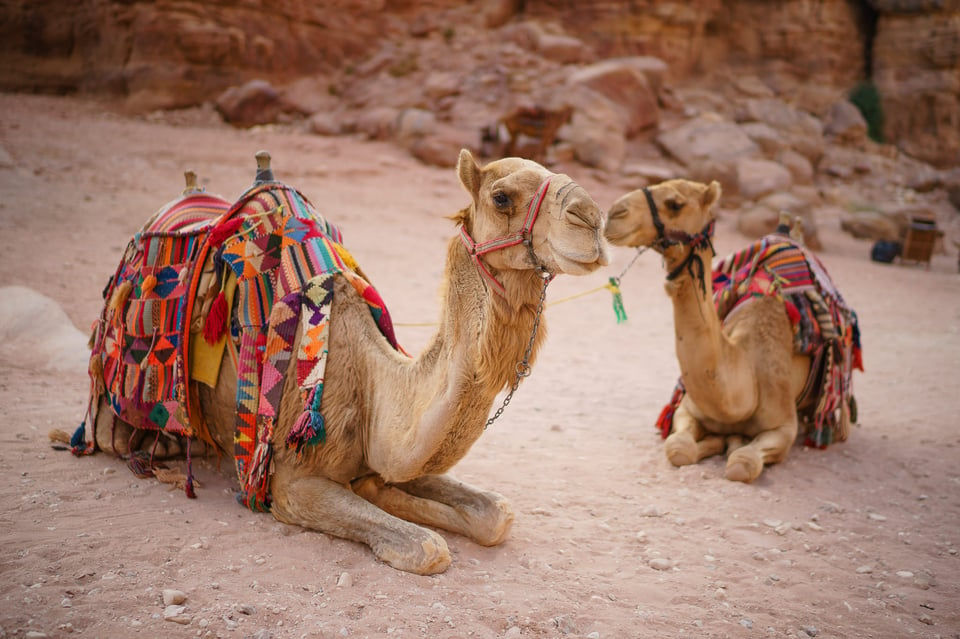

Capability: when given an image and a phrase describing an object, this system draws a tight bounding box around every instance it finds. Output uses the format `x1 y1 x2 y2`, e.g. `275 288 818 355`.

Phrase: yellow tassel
109 280 133 312
141 274 157 295
89 355 105 394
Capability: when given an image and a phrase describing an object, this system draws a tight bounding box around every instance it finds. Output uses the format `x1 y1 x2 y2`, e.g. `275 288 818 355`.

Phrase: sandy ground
0 94 958 639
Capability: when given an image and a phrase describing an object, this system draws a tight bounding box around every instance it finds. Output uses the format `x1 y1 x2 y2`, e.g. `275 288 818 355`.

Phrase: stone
649 557 673 571
537 33 593 64
567 59 660 136
740 98 825 164
824 100 867 144
736 158 793 201
163 604 191 624
656 115 760 170
215 80 281 128
162 589 187 606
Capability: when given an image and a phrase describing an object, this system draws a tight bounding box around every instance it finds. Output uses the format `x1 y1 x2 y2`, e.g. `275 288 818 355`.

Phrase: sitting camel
81 149 609 574
605 179 862 482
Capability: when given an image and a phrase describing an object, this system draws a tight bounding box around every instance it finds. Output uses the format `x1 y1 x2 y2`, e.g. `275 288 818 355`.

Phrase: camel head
455 149 609 291
605 179 722 252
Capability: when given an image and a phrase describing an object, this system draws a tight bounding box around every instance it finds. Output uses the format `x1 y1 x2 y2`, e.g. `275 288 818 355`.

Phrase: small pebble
800 626 818 637
337 572 353 588
504 627 522 639
740 618 753 629
61 597 72 608
918 614 933 625
162 589 187 606
649 558 673 571
868 513 887 522
856 564 873 574
163 605 191 624
641 505 663 517
896 570 914 578
237 604 256 615
587 633 600 639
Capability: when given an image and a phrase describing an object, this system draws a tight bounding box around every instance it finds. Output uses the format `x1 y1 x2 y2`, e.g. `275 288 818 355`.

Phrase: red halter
458 178 553 296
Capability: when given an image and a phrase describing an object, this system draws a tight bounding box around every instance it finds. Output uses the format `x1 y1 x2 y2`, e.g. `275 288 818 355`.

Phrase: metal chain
484 271 551 429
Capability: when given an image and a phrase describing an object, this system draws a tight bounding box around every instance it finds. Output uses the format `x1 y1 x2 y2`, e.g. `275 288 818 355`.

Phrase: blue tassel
70 423 86 448
286 385 326 453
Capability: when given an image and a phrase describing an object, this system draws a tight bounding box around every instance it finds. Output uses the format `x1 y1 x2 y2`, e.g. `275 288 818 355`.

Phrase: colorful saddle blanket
87 180 403 510
656 235 863 448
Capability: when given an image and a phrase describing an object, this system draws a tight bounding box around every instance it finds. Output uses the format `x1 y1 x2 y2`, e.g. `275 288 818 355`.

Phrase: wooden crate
900 217 942 268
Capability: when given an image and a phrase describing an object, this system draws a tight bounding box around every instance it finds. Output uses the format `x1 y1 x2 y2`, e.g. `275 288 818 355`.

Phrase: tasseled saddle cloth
656 235 863 448
85 181 403 509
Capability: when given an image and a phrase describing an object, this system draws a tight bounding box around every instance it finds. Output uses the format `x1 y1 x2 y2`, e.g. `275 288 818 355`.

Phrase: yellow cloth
190 272 238 387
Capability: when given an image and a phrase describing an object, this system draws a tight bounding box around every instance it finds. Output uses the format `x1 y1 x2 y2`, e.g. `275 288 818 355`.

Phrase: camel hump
254 150 274 183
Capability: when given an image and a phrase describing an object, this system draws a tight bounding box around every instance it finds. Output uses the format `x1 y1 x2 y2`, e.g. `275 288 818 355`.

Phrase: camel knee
664 431 699 467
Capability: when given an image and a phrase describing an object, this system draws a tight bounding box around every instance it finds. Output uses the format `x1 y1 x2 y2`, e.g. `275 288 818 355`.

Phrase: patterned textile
85 180 402 506
656 235 863 448
209 183 403 511
87 192 231 495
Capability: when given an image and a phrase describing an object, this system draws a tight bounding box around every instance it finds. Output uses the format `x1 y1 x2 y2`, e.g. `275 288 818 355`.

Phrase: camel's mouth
546 236 610 275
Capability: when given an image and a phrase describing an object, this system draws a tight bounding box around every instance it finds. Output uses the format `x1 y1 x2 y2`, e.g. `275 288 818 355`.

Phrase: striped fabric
86 180 402 505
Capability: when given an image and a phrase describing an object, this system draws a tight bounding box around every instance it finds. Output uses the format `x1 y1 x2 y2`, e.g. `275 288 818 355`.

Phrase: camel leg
93 398 182 458
270 472 451 575
664 402 726 467
725 419 798 483
353 474 514 546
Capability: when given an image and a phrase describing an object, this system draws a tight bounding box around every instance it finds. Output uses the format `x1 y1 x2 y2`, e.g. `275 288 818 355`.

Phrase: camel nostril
564 202 599 229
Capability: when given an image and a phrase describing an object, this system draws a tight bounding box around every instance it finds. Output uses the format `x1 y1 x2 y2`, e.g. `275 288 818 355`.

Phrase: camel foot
725 448 763 483
664 432 698 467
471 493 514 547
371 527 451 575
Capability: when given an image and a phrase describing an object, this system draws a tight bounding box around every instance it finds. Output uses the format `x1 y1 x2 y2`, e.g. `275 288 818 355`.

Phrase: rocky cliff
0 0 957 168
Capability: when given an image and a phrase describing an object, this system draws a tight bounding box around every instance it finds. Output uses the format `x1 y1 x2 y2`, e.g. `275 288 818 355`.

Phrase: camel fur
90 149 609 574
605 179 860 483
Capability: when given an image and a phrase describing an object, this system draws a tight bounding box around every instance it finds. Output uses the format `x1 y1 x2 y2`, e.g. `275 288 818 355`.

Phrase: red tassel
203 291 228 345
852 346 864 372
207 217 244 247
784 300 801 326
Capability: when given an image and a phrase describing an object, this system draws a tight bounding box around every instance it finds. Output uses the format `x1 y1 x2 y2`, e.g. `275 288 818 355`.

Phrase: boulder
567 59 660 136
840 210 903 242
736 158 793 201
824 100 867 144
536 33 593 64
656 115 761 169
776 148 814 185
215 79 281 128
740 98 825 164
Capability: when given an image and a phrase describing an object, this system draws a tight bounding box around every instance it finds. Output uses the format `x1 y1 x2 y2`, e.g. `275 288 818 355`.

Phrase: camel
605 179 862 482
83 149 609 574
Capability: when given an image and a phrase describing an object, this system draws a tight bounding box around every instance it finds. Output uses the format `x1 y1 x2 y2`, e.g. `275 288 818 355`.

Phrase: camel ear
457 149 481 199
702 180 722 209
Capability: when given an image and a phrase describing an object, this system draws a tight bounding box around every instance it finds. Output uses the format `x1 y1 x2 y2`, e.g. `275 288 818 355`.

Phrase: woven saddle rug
86 181 403 508
656 234 863 449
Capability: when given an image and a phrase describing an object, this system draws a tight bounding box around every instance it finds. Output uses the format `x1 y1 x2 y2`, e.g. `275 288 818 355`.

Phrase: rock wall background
1 0 958 254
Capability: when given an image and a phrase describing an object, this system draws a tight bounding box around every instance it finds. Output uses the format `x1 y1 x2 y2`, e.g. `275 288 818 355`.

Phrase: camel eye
492 191 511 209
665 198 684 213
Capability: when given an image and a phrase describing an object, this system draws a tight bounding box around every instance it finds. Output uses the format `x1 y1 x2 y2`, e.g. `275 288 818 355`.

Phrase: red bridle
458 178 553 296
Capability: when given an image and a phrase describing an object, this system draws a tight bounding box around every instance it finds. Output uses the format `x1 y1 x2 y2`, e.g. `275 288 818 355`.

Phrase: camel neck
663 244 752 422
402 237 546 476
